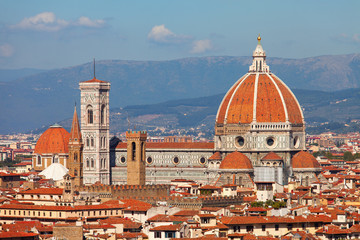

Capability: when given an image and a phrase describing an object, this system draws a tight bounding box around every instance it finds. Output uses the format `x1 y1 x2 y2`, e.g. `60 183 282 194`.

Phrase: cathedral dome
34 124 70 155
292 151 321 169
219 151 253 170
216 37 303 125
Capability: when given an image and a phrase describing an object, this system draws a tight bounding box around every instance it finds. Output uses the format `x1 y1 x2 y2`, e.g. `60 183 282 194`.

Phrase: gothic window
101 105 105 125
86 158 89 168
91 138 94 147
74 169 78 176
74 153 78 162
53 155 59 163
86 138 90 147
87 106 94 124
91 158 94 168
131 142 136 161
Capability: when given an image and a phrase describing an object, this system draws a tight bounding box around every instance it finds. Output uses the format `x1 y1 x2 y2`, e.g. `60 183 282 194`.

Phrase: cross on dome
249 34 270 73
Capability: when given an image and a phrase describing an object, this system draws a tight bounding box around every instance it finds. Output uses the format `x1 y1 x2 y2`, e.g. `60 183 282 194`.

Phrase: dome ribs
216 74 248 124
271 75 303 124
226 74 256 124
256 74 285 122
34 126 70 154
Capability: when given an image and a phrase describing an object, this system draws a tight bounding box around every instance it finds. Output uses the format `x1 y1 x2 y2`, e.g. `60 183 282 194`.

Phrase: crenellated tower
126 131 147 185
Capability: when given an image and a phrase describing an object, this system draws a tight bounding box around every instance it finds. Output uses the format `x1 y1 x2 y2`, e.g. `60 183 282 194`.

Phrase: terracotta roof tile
34 126 70 154
219 151 253 169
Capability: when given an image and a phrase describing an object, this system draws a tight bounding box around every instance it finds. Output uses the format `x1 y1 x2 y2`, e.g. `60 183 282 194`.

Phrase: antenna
93 58 96 79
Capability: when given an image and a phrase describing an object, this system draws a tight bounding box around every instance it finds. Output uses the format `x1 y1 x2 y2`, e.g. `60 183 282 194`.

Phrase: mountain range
1 53 360 134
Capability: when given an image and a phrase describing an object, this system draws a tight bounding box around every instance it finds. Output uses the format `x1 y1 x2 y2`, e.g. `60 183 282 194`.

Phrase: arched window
74 153 78 162
86 158 90 168
74 169 78 176
87 106 94 124
37 155 41 166
131 142 136 161
101 105 105 125
91 158 94 168
86 138 90 147
53 155 59 163
141 142 144 161
91 138 94 147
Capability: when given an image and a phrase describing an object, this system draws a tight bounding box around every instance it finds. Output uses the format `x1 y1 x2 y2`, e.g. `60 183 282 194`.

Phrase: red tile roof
81 77 108 83
221 215 332 225
220 151 253 169
292 151 321 169
119 198 152 212
34 126 70 154
20 188 63 195
262 152 282 161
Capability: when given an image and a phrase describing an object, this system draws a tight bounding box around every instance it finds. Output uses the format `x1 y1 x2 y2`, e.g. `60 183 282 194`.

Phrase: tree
343 151 354 161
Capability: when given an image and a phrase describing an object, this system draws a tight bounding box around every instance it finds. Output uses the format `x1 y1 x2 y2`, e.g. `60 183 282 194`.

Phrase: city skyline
0 0 359 69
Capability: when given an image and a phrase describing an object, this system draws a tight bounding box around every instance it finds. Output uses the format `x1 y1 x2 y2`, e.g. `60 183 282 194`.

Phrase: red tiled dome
209 152 222 160
34 124 70 154
216 73 303 125
220 151 253 169
292 151 320 169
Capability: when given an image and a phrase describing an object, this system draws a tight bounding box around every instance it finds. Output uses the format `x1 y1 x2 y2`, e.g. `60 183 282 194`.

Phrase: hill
1 54 360 134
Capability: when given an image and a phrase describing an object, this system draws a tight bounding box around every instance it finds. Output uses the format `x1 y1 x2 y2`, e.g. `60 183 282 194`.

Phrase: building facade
79 78 111 185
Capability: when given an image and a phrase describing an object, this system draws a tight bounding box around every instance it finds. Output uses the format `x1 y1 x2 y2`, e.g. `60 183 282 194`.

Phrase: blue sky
0 0 359 69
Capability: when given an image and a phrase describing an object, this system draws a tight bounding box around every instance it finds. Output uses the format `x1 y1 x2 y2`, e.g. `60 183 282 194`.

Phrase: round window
294 136 300 148
235 136 245 147
146 157 153 164
199 157 206 165
120 157 126 164
266 137 275 147
173 157 180 164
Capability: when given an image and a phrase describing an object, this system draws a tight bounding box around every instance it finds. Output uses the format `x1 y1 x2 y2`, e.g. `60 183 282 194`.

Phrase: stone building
32 124 70 171
32 35 319 187
79 77 111 185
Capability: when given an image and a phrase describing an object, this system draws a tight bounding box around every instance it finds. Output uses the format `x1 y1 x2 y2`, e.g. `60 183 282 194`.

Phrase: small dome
292 151 321 169
209 152 222 160
220 151 253 169
262 152 283 161
34 124 70 154
39 163 69 181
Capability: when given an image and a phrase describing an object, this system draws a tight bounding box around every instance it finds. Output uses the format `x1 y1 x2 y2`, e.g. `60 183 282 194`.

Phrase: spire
70 105 82 142
249 34 270 73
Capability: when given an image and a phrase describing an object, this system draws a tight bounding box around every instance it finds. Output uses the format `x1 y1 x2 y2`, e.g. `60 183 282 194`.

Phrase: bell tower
68 106 83 187
79 76 110 185
126 131 147 185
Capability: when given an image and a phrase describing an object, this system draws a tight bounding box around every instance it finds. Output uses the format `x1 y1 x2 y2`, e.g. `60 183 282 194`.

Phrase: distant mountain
1 54 360 134
0 68 46 82
36 88 360 137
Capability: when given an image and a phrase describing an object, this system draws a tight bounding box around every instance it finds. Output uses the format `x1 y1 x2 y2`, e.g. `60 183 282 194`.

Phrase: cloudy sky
0 0 359 69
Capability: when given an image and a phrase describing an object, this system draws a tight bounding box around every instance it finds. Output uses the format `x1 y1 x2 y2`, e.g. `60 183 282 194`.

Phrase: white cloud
191 39 213 53
75 16 105 28
10 12 105 32
0 44 14 57
148 24 191 44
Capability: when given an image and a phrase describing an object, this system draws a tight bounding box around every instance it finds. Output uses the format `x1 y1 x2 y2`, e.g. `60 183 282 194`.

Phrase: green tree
343 151 354 161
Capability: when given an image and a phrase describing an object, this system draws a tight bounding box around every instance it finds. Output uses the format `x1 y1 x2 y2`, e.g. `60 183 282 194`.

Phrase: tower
126 131 147 185
68 106 83 187
80 77 110 185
